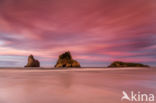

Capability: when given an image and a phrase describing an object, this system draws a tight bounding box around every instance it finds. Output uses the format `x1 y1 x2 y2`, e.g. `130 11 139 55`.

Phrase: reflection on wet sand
0 68 156 103
59 73 73 89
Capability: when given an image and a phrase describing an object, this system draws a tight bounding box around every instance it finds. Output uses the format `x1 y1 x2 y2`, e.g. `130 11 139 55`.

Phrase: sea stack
55 51 80 68
108 61 149 67
25 55 40 67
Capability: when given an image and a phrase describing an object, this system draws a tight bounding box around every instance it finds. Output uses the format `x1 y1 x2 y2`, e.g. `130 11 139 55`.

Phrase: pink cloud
0 0 156 67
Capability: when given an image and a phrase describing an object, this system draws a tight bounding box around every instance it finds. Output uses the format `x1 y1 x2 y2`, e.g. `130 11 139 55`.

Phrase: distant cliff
25 55 40 67
55 51 80 68
108 61 149 67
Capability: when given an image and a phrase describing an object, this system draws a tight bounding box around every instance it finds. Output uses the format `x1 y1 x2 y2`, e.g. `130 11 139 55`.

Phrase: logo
121 91 155 102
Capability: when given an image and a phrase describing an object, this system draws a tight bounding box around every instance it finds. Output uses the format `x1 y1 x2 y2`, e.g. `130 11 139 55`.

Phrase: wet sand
0 68 155 103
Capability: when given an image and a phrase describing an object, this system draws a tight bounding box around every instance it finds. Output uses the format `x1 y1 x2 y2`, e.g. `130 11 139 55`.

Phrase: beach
0 68 155 103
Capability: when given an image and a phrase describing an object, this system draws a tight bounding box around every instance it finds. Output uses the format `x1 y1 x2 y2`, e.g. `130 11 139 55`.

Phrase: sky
0 0 156 67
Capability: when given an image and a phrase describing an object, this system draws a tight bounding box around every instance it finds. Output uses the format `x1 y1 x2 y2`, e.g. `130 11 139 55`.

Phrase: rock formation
108 61 149 67
55 51 80 68
25 55 40 67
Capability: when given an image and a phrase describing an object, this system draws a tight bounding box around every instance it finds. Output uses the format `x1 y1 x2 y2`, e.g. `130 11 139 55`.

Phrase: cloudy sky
0 0 156 67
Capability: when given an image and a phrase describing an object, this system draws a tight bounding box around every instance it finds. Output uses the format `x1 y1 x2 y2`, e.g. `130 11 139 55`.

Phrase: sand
0 67 155 103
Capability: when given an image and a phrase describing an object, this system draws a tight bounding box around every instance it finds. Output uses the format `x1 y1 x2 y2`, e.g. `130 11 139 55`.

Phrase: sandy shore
0 67 155 103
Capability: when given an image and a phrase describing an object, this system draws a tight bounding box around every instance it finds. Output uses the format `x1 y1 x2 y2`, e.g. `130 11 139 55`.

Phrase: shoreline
0 67 154 72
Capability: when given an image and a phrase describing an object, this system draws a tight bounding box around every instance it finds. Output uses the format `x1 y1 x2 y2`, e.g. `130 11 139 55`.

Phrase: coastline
0 67 153 72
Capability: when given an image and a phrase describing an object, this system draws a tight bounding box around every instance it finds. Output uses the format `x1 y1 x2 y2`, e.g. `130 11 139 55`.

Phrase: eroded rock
55 51 80 68
108 61 149 67
25 55 40 67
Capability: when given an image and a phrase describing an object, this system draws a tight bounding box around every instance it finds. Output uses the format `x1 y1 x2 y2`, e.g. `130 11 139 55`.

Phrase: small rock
25 55 40 67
